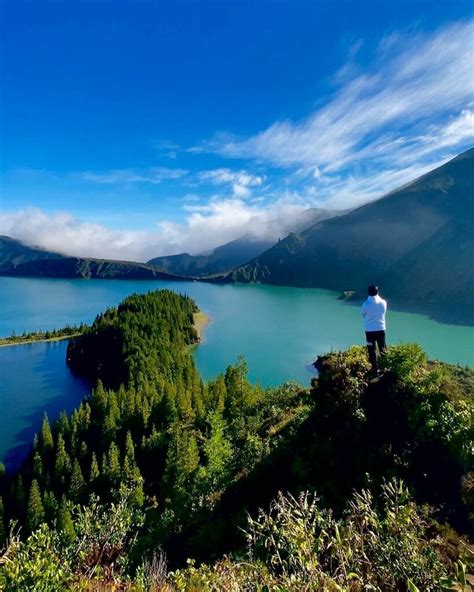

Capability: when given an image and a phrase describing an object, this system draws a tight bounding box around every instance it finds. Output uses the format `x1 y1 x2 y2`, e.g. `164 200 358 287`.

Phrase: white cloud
210 20 474 191
0 196 319 261
199 168 264 186
198 168 264 198
78 166 188 184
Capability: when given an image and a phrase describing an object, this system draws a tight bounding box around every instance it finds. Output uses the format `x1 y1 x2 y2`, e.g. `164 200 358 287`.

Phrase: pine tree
89 452 100 482
165 425 200 495
203 410 233 492
123 431 138 483
124 431 135 464
56 411 70 437
43 489 58 520
122 386 136 420
104 392 119 438
33 451 44 481
106 442 121 483
91 380 107 418
58 497 75 543
40 414 54 451
69 459 85 501
27 479 45 532
209 375 227 413
55 433 72 485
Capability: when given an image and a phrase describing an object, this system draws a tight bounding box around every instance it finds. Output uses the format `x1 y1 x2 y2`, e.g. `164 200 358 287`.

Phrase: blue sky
1 0 473 260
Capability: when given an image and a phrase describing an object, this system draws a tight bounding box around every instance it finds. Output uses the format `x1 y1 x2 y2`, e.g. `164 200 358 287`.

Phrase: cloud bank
0 198 319 261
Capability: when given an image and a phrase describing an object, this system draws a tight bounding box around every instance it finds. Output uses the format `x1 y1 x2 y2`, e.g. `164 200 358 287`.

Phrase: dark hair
368 285 379 296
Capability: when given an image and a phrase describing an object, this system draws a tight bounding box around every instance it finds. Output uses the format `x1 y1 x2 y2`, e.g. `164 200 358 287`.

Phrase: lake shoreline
1 277 473 371
0 333 82 348
193 310 210 342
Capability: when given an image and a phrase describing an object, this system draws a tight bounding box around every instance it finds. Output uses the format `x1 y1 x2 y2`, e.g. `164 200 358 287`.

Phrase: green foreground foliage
0 289 472 590
1 481 471 591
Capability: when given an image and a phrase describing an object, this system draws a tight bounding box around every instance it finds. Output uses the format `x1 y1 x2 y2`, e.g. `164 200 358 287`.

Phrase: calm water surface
0 340 90 469
1 277 473 468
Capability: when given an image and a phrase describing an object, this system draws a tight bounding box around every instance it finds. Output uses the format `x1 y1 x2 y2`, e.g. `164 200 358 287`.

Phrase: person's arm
361 303 367 318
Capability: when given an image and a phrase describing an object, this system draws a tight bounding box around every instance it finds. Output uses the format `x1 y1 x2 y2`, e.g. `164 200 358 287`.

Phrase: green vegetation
0 256 188 280
0 289 472 590
0 324 85 347
2 481 470 591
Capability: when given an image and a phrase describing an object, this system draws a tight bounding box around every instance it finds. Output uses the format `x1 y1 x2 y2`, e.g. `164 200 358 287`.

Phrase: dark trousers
365 330 386 372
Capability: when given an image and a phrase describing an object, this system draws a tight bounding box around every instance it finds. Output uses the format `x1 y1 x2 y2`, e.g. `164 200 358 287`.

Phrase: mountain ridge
228 148 474 324
0 255 189 281
0 235 64 269
147 208 346 277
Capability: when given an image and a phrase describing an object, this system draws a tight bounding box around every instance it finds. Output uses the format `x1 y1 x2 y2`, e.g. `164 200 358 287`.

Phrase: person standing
361 285 387 374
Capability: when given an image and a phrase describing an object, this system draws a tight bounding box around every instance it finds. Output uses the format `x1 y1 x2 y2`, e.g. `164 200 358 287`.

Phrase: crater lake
1 276 473 469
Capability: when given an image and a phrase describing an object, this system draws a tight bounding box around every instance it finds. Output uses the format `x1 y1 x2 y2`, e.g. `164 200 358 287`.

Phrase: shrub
0 523 70 591
170 480 458 591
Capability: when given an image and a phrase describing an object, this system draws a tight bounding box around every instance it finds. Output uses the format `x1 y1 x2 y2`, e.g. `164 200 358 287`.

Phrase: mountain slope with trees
148 208 346 278
0 256 188 280
148 235 275 277
0 290 472 589
0 235 64 270
229 149 474 323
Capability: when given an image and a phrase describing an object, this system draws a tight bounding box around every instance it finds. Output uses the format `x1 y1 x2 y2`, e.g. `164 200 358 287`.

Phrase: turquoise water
0 276 473 468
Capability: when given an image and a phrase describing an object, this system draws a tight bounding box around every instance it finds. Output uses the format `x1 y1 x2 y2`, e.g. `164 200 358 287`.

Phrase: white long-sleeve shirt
361 295 387 332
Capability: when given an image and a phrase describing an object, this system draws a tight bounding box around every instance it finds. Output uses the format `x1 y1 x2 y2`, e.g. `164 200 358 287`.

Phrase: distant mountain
229 149 474 324
0 235 64 269
0 256 187 281
148 236 275 277
148 208 345 277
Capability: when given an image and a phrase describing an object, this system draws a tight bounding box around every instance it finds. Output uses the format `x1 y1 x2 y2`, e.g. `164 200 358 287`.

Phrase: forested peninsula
0 325 85 347
0 290 472 590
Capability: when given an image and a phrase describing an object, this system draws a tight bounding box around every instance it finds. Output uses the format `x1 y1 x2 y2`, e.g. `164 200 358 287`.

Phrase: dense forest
0 290 472 590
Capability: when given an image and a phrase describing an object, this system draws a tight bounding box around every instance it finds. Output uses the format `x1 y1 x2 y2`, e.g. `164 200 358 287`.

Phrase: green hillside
0 235 64 270
0 256 188 281
0 290 472 590
229 149 474 324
